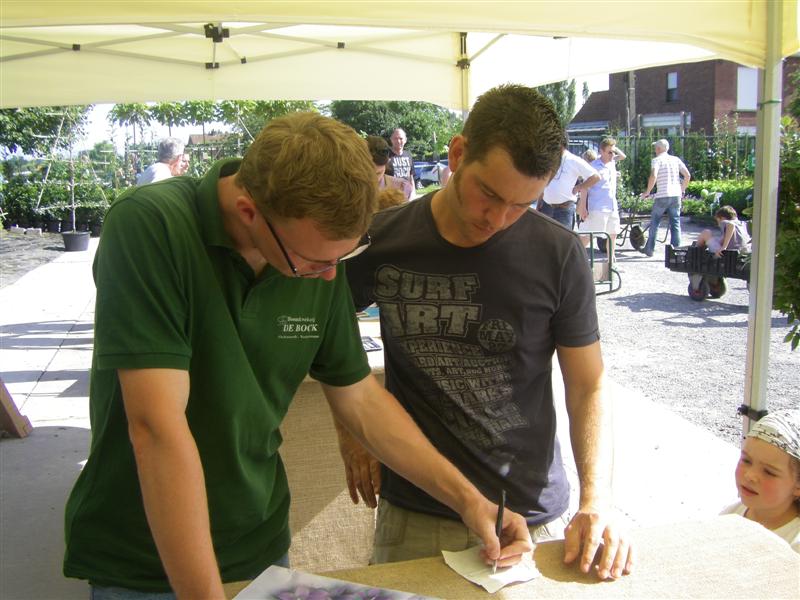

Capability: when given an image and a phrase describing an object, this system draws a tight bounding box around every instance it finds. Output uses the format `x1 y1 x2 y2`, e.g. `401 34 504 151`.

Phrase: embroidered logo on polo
276 315 320 340
374 265 526 450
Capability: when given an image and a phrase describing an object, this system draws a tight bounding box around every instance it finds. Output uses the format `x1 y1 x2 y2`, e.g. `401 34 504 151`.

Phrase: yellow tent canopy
1 1 797 109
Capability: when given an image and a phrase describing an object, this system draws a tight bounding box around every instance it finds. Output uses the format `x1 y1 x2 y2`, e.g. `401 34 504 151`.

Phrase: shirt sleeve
345 248 376 312
93 193 192 371
551 237 600 348
576 157 600 180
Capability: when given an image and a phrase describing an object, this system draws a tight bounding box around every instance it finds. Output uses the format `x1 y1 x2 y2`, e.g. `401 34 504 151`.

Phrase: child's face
735 437 800 516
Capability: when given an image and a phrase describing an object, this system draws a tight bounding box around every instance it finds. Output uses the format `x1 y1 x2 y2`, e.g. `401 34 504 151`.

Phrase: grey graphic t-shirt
388 150 414 181
346 194 599 524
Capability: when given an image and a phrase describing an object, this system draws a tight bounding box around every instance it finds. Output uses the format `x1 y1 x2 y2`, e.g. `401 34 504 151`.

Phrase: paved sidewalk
0 240 741 599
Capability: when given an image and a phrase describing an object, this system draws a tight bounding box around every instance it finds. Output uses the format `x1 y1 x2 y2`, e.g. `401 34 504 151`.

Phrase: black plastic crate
665 245 750 281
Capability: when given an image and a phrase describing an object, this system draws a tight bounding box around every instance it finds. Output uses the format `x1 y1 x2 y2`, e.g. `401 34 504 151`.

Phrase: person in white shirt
640 139 691 257
577 137 626 264
539 137 600 230
137 137 190 186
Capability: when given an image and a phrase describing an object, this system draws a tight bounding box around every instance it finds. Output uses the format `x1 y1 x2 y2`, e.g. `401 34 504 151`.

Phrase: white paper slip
441 546 540 594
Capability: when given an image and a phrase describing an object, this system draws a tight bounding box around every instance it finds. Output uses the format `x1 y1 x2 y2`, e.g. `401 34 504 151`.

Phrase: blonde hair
582 149 597 162
236 112 377 238
376 188 407 211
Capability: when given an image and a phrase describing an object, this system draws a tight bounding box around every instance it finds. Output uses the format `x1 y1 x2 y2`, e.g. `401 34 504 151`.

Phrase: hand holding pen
467 489 531 570
492 489 506 574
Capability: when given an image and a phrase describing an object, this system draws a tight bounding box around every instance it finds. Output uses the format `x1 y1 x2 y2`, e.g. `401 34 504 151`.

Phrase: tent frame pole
742 0 783 438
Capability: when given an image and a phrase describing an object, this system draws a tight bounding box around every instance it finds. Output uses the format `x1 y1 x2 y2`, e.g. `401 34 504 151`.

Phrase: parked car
414 160 449 188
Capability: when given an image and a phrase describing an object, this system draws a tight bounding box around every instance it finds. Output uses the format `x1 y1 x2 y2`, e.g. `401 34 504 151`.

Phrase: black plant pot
62 230 91 252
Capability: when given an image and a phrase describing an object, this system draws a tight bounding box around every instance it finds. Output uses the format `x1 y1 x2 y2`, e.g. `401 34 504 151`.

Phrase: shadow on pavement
0 426 90 600
609 292 750 315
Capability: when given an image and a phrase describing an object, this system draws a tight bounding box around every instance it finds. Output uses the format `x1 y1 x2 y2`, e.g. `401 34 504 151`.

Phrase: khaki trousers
371 498 570 564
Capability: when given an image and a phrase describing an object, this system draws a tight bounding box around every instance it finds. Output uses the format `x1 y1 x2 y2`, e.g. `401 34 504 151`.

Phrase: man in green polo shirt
63 112 532 599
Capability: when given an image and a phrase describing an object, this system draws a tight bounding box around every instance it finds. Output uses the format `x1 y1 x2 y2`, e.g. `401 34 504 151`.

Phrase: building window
666 72 678 102
737 67 758 111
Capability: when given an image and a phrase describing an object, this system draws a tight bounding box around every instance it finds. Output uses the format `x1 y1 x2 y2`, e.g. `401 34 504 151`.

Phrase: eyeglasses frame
264 217 371 277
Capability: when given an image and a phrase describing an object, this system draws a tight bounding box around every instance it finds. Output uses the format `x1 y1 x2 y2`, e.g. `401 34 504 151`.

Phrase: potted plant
61 147 90 252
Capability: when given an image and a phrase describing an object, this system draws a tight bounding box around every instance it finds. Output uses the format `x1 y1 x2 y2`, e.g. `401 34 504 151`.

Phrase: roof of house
569 90 610 125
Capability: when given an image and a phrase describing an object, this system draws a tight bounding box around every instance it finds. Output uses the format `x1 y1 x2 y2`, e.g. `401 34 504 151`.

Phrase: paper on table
442 546 540 594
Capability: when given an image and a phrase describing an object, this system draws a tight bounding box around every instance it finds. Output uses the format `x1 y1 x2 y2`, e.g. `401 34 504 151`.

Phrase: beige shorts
371 498 571 564
579 211 620 235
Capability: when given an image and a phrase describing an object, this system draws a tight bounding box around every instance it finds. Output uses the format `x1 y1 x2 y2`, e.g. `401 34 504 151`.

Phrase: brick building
569 57 800 138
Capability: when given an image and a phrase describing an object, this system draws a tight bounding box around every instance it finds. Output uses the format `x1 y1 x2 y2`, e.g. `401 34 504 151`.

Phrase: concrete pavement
0 237 740 599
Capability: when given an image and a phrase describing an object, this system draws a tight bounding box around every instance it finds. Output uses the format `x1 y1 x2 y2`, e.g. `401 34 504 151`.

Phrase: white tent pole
742 0 783 437
458 32 470 118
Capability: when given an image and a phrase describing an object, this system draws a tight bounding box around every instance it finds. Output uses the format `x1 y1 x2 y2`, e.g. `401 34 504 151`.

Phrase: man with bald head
387 127 415 191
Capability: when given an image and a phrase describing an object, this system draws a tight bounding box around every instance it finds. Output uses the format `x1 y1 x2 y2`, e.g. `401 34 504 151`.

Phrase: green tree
582 81 590 104
240 101 316 140
774 116 800 350
183 101 217 143
149 102 187 136
788 66 800 121
330 100 462 161
108 103 151 146
213 100 316 147
535 80 576 128
0 105 90 157
79 141 120 187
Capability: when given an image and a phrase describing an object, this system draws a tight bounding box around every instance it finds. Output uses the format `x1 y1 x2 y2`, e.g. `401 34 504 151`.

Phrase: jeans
644 196 681 255
539 201 576 230
89 554 290 600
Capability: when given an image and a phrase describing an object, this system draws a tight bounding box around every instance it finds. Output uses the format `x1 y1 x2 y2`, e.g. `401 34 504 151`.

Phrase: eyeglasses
265 218 371 277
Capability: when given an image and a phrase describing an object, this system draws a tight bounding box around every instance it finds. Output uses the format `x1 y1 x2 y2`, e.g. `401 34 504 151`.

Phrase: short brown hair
367 135 391 167
236 112 377 239
600 137 617 150
715 205 738 220
460 84 563 179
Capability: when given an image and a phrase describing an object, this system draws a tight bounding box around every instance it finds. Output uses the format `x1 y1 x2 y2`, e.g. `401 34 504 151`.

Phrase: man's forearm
564 382 612 511
325 378 484 516
131 423 224 599
644 174 656 195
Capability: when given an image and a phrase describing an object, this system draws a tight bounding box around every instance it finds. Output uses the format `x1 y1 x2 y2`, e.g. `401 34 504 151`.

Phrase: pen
492 489 506 574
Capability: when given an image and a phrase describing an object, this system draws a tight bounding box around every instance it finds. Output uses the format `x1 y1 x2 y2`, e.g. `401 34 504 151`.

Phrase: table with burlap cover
225 515 800 599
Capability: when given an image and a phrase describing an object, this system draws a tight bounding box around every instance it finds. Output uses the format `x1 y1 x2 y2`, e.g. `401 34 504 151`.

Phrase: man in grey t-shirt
387 128 415 190
342 85 634 581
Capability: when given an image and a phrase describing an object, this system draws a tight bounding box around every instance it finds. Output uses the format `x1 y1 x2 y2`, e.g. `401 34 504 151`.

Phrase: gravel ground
0 229 67 288
596 219 798 445
1 222 797 445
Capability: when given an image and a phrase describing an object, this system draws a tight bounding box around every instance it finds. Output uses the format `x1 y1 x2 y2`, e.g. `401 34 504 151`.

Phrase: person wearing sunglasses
367 135 413 201
64 111 532 599
343 85 634 581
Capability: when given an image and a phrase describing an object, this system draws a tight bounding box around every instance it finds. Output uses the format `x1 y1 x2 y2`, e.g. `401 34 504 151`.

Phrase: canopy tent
1 1 798 432
0 1 797 110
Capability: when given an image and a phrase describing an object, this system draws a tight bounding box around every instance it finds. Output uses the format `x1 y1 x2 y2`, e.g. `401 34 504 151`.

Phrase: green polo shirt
64 159 370 591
